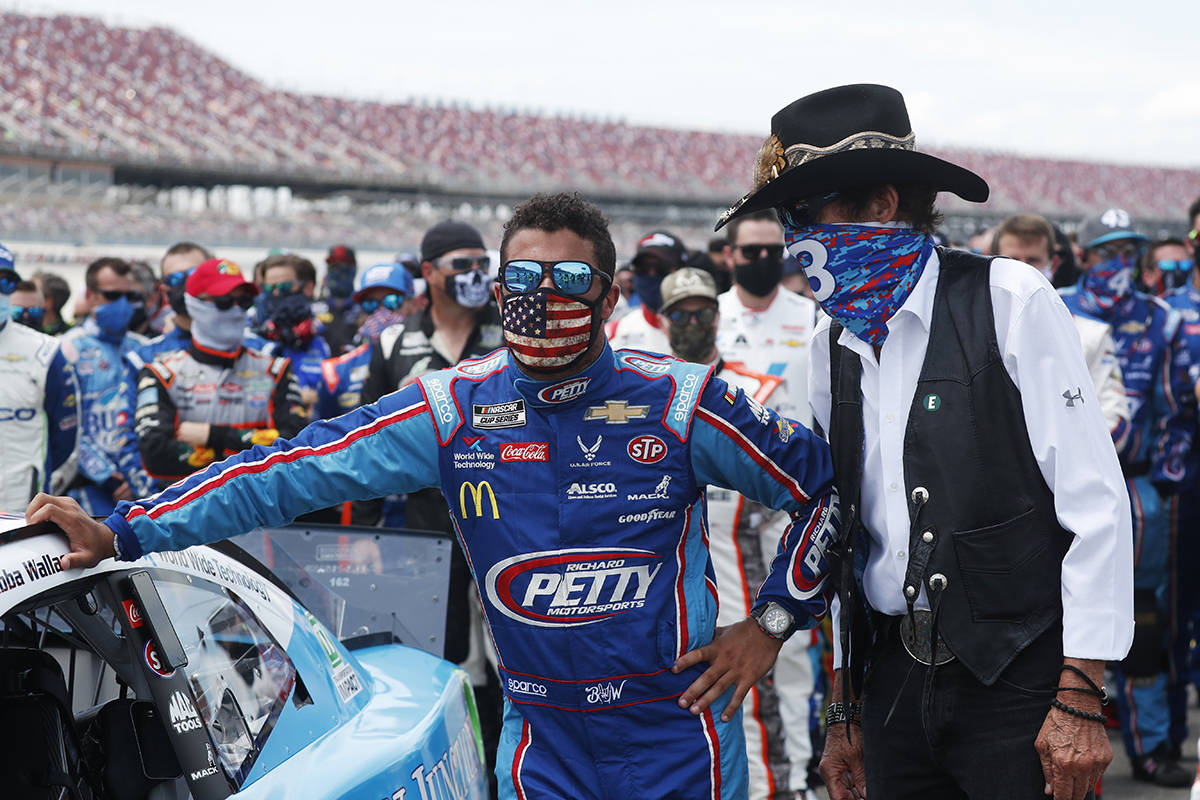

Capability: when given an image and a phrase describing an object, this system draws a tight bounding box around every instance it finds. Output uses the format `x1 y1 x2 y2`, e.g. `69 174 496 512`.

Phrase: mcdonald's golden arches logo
459 481 500 519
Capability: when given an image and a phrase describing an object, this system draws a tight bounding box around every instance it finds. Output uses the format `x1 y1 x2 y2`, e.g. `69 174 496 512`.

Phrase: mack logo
586 679 628 705
459 481 500 519
506 677 549 697
500 442 549 462
473 399 526 429
168 690 202 733
190 766 220 781
672 372 700 422
626 475 671 501
567 481 617 500
425 376 454 424
485 548 664 627
624 355 671 375
537 377 591 404
584 400 649 424
627 434 667 464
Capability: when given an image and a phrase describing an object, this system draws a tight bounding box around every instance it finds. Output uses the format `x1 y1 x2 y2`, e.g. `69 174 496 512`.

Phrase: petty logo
484 548 664 627
537 377 591 404
627 434 667 464
623 355 672 376
457 351 507 377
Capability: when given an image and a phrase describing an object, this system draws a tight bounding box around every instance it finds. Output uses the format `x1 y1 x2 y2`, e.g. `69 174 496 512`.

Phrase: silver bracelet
112 531 122 561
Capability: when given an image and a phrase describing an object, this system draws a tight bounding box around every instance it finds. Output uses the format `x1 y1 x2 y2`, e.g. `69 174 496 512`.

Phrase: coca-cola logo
122 599 144 628
500 442 549 462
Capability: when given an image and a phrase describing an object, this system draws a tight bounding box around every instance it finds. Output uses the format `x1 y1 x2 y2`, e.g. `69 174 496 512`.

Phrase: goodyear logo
484 548 663 627
459 481 500 519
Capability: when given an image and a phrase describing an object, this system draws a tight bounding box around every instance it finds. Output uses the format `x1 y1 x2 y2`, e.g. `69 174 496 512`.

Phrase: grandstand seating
1 12 1197 224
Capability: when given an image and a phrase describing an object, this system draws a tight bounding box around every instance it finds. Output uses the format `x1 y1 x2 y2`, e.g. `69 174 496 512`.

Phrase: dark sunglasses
500 260 609 296
100 290 144 303
262 281 296 295
440 255 491 272
734 244 785 261
1093 241 1143 261
163 267 196 289
0 276 16 295
665 307 718 326
1157 259 1195 271
211 294 256 311
775 192 840 229
11 305 44 322
359 293 406 313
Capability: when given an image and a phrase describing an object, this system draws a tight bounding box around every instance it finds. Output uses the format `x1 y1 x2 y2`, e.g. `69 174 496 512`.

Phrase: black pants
861 617 1091 800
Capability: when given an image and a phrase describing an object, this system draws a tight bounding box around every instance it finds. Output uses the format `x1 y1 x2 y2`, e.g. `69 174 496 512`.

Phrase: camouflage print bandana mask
784 222 933 346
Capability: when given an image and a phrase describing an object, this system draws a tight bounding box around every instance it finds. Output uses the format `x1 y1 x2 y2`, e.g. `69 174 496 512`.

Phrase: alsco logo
537 377 591 404
500 442 549 462
627 434 667 464
459 481 500 519
484 548 663 627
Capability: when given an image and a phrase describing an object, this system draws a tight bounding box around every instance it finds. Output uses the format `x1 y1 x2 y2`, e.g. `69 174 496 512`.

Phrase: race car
0 512 488 800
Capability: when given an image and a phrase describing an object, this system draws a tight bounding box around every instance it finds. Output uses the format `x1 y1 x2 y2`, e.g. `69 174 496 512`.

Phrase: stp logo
537 377 591 404
484 548 664 628
122 599 144 628
500 442 549 462
144 641 175 678
627 435 667 464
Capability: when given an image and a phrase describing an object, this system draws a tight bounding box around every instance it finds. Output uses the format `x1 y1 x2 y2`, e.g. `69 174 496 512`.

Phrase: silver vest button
922 530 935 544
929 573 948 591
905 585 917 598
911 486 929 504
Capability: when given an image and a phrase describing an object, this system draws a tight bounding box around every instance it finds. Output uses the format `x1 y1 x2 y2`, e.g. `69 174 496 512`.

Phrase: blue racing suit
314 341 371 421
246 331 332 394
106 345 838 799
1061 284 1194 758
59 320 154 515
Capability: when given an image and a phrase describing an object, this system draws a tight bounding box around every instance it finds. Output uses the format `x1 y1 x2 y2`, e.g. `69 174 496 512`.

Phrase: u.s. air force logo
484 548 663 627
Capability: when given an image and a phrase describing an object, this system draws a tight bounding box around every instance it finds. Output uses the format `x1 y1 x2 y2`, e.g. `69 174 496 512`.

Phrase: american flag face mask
501 289 600 371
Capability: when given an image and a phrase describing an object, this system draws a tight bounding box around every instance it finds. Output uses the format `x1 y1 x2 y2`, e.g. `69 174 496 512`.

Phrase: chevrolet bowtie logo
584 401 650 424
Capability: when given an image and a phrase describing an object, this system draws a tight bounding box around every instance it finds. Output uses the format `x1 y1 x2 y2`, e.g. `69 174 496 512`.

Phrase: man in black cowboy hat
717 84 1134 800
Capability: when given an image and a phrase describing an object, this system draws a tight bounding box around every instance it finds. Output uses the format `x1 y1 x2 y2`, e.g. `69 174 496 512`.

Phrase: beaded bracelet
1051 698 1106 724
826 701 863 727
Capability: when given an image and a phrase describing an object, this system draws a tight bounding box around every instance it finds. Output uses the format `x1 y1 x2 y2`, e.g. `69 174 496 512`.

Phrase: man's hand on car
25 493 117 570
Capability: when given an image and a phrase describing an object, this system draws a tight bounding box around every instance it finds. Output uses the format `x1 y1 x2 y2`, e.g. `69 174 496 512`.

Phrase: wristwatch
750 601 796 641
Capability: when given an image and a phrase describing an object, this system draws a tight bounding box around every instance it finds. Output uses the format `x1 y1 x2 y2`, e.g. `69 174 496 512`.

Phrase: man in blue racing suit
30 194 839 800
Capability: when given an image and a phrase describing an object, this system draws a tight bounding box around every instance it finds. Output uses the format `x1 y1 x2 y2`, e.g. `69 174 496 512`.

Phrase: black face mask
734 255 783 297
167 285 188 317
128 302 148 333
265 292 312 327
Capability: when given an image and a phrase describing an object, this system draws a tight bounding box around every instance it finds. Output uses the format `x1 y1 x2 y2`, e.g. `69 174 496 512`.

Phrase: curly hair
500 193 616 277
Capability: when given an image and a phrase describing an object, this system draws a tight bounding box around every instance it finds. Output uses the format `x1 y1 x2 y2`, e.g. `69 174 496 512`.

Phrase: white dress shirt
813 251 1134 665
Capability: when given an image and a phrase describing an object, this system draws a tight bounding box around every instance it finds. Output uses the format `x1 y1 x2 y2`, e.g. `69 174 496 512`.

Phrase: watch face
763 606 789 634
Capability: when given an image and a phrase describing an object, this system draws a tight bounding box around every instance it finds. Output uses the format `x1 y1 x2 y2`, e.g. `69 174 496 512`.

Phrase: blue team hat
353 262 414 302
0 241 16 280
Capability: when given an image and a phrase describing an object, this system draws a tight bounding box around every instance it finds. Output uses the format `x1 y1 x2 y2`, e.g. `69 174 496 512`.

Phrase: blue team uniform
1062 284 1194 758
314 341 372 421
246 332 331 393
107 345 838 799
59 320 154 515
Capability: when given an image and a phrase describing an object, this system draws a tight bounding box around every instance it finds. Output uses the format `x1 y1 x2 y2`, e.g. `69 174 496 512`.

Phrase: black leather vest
830 247 1072 686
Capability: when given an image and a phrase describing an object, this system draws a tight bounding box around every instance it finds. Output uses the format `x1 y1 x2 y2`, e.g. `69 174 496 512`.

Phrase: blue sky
7 0 1197 167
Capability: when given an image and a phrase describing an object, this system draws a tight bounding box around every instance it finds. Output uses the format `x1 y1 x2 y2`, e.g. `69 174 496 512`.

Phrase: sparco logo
168 690 202 734
484 548 664 628
500 442 549 462
506 677 549 697
672 373 700 422
627 434 667 464
567 482 617 499
537 377 591 404
425 376 454 424
586 679 628 705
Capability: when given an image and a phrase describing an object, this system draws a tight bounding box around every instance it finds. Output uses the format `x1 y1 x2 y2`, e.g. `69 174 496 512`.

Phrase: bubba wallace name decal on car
485 548 664 627
0 553 63 593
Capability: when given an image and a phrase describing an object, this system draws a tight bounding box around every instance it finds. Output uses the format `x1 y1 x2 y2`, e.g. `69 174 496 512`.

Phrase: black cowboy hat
715 84 989 230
